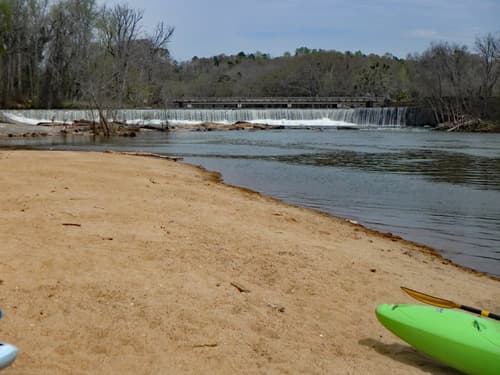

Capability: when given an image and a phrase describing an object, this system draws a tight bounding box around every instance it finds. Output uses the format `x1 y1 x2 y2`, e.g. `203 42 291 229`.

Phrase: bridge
171 97 388 109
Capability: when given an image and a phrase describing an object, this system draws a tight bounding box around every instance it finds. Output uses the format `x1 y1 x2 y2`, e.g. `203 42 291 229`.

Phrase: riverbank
435 117 500 133
0 150 498 374
0 122 60 138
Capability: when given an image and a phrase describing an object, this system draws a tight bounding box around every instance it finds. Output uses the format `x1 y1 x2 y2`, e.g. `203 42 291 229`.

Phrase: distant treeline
0 0 499 126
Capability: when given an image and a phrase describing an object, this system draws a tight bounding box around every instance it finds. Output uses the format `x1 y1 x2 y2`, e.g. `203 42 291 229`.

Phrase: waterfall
3 107 408 127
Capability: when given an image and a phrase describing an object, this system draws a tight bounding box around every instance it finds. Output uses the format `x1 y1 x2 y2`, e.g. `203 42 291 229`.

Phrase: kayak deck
376 304 500 375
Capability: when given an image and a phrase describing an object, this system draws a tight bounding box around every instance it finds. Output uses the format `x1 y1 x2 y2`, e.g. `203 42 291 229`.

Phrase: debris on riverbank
0 118 284 138
435 116 500 133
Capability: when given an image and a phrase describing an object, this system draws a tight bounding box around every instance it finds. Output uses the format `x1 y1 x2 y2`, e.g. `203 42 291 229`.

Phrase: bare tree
97 3 144 107
409 42 479 125
147 22 174 81
475 33 500 98
0 0 176 109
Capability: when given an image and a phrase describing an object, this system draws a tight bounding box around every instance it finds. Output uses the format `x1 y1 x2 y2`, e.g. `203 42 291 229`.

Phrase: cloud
99 0 500 60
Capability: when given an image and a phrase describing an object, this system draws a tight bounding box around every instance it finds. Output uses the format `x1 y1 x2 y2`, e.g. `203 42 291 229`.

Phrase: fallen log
104 151 182 162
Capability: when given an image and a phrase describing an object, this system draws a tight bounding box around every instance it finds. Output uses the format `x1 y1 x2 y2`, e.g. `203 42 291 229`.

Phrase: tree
144 21 174 105
475 33 500 98
0 1 12 56
38 0 97 108
96 3 144 106
0 0 50 106
357 60 391 97
0 0 176 108
41 0 77 107
409 42 478 124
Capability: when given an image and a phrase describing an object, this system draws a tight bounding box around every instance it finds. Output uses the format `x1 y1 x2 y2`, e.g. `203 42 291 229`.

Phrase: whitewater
2 107 408 128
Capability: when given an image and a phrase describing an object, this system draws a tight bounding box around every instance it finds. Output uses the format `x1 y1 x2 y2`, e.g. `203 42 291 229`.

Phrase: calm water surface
3 129 500 276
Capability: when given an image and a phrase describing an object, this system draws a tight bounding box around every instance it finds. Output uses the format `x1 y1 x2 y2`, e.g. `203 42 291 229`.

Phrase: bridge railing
171 97 388 109
173 96 385 103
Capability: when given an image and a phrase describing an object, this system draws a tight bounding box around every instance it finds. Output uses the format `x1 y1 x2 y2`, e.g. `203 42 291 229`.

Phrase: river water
3 128 500 277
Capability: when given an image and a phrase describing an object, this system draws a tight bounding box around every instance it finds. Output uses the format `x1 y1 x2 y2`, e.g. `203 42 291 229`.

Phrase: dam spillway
2 107 408 128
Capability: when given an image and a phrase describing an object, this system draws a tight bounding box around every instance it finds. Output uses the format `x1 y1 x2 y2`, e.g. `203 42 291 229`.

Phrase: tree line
0 0 173 109
0 0 499 126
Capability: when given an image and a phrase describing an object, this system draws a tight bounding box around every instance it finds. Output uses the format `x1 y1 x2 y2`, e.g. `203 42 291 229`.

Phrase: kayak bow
376 303 500 375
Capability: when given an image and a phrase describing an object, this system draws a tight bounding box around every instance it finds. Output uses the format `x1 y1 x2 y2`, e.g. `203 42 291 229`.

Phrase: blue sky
103 0 500 61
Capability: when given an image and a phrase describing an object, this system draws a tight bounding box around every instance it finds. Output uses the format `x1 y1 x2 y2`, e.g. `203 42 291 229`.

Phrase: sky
102 0 500 61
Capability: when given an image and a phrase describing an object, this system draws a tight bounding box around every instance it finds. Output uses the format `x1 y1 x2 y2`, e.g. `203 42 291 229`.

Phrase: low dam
3 107 410 128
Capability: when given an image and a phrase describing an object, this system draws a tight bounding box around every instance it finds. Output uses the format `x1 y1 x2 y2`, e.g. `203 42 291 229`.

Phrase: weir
3 107 408 127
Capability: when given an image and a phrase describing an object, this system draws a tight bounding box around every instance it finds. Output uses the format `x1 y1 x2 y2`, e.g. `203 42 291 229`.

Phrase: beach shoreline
183 156 497 281
0 150 498 374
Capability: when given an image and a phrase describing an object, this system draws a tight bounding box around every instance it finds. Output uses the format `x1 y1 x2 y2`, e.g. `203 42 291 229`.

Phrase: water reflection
266 150 500 190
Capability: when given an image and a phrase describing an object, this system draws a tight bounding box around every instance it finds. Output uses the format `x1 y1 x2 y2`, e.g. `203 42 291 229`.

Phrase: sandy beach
0 150 498 374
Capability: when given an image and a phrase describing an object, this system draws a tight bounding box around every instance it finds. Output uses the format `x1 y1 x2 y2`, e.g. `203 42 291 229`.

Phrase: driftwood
192 343 218 349
140 124 169 132
36 121 60 126
62 223 82 227
167 121 285 132
73 119 96 126
104 151 182 162
230 282 250 293
441 117 496 132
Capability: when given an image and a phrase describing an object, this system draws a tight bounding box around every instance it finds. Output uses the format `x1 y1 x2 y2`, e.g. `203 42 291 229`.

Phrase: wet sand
0 150 498 374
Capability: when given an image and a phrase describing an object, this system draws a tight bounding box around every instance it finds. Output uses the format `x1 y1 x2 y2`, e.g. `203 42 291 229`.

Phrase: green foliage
295 47 324 56
295 47 311 56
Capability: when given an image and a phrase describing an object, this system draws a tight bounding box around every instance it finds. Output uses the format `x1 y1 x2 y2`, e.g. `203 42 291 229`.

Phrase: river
2 128 500 277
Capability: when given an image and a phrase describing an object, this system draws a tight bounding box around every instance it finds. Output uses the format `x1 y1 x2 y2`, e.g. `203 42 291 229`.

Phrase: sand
0 150 498 374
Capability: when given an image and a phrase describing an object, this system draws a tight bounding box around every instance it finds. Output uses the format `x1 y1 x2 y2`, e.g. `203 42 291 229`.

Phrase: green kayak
376 304 500 375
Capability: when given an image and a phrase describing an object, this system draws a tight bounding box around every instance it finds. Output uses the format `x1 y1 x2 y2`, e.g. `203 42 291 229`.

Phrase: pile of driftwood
1 110 287 138
168 121 285 132
54 119 284 136
65 119 140 137
437 117 500 132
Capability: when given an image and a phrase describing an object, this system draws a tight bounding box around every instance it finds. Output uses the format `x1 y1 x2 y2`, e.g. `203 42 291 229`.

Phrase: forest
0 0 499 128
